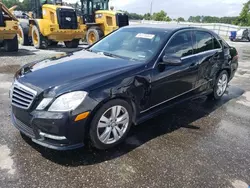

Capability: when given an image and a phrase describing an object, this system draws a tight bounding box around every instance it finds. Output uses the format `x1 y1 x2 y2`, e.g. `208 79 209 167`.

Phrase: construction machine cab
81 0 109 23
18 0 86 49
80 0 129 44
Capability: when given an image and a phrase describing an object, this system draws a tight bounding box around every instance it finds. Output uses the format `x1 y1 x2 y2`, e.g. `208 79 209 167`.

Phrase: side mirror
161 55 182 66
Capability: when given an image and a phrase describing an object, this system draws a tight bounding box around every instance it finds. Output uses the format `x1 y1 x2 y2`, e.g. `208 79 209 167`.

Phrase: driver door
150 30 198 107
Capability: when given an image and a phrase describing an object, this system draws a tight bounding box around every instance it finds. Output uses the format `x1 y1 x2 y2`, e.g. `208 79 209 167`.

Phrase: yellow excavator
0 2 19 52
80 0 129 44
18 0 86 49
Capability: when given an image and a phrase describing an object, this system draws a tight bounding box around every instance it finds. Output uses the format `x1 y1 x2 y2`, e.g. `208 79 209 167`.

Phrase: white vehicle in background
230 28 250 41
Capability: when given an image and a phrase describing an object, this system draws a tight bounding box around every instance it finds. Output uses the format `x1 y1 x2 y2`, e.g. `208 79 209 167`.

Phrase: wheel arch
29 19 50 36
216 68 231 80
94 96 136 123
83 96 137 140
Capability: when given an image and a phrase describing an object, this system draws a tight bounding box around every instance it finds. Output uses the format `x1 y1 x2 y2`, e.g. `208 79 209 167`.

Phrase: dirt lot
0 42 249 188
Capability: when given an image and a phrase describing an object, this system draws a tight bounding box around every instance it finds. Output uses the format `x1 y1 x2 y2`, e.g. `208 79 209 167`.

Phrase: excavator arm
0 2 18 21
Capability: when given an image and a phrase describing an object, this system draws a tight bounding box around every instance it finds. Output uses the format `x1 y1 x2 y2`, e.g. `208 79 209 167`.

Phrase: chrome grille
11 81 37 110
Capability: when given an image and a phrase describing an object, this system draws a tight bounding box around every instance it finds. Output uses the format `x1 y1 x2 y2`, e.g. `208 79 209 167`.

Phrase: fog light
39 132 66 140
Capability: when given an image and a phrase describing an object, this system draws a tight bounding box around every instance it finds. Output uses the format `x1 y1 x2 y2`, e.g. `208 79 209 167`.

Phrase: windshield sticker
136 33 155 39
138 55 146 58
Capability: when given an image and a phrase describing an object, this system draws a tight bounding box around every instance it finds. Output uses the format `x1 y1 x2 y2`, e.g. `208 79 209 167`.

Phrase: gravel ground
0 42 249 188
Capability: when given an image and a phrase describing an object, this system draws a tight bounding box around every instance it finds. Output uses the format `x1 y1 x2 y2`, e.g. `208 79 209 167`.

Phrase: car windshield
89 28 169 63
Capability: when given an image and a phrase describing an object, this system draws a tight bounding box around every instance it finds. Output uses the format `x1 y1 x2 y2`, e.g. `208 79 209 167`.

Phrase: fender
29 19 52 36
91 72 152 124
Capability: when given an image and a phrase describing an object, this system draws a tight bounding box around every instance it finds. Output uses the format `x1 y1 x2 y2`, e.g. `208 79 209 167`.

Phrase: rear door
193 31 223 90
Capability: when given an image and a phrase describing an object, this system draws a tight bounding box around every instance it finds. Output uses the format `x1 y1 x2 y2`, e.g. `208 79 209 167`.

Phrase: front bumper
46 29 85 41
11 108 88 150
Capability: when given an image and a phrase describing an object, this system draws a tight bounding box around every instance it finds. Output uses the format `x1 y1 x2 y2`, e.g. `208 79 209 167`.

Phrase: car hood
17 50 143 93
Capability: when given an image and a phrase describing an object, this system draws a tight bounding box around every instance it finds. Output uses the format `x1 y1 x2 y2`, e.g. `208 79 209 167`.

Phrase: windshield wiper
85 48 93 52
102 52 128 60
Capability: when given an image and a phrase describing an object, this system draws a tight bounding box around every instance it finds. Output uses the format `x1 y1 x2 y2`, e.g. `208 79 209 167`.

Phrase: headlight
95 13 103 19
36 98 53 110
36 91 87 112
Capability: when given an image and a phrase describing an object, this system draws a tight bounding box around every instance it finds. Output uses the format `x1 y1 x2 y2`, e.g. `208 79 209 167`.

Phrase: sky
70 0 248 19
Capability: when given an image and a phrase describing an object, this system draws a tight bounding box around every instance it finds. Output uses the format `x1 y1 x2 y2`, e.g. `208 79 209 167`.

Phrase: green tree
188 16 202 22
2 0 19 8
236 0 250 26
177 17 185 22
152 10 171 21
143 13 152 20
2 0 30 11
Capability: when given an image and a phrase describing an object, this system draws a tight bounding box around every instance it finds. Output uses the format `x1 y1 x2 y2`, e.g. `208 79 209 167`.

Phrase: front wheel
86 27 104 45
208 70 229 100
32 25 48 49
89 99 132 150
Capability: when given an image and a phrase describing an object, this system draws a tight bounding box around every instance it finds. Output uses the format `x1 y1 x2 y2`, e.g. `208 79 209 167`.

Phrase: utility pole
150 0 153 16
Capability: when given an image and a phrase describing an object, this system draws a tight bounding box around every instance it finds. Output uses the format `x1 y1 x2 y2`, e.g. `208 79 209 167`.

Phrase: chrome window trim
181 49 221 60
153 29 223 68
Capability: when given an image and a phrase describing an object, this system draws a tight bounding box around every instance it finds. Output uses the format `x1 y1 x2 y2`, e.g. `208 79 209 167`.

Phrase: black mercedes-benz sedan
10 25 238 150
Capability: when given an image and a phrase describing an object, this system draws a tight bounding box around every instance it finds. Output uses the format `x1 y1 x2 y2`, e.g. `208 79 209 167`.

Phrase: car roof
124 24 214 33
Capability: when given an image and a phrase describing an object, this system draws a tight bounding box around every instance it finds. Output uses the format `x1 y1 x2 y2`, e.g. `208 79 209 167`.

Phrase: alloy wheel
97 105 129 144
216 73 228 96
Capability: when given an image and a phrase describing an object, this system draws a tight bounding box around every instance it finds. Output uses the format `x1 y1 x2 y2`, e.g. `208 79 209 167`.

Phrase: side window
220 38 229 49
194 31 213 53
214 38 221 49
164 31 193 58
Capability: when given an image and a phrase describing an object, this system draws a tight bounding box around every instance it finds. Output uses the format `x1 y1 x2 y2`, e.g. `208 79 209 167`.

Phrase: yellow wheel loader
0 2 18 52
18 0 86 49
80 0 129 45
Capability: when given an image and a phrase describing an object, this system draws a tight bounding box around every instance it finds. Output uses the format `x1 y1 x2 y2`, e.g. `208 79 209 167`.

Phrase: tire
64 39 79 48
89 99 133 150
18 25 29 45
49 41 58 46
3 35 18 52
208 70 229 100
86 26 104 45
31 25 48 49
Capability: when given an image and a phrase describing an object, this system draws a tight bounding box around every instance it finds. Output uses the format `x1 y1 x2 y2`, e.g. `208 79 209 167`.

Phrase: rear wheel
32 25 48 49
64 39 79 48
17 25 29 45
86 26 104 45
89 99 132 150
208 70 229 100
3 35 18 52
